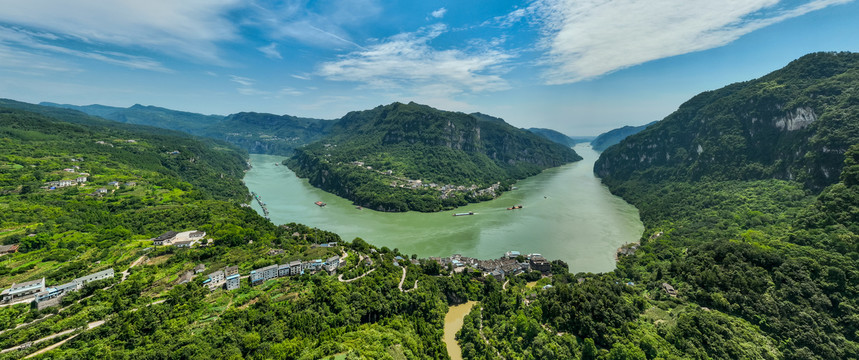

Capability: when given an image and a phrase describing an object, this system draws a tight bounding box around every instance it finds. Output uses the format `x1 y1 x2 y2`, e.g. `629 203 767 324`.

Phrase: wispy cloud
229 75 303 97
229 75 255 87
0 0 242 64
257 43 282 59
431 8 448 19
483 7 530 28
278 87 303 96
318 24 514 94
246 0 379 49
531 0 853 84
0 26 169 72
291 74 311 80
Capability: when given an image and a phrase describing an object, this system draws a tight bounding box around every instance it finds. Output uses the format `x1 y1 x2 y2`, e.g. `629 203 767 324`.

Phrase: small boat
315 201 327 207
356 206 363 210
453 211 475 216
506 205 523 210
275 163 279 166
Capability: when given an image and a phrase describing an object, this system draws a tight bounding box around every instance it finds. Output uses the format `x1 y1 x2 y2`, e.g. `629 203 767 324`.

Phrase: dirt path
22 320 104 359
121 255 147 282
397 267 407 291
338 268 375 283
1 320 105 356
502 279 509 290
4 298 167 356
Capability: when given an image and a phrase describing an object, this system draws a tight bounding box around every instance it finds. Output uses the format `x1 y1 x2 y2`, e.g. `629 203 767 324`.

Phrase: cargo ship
453 211 474 216
314 201 326 207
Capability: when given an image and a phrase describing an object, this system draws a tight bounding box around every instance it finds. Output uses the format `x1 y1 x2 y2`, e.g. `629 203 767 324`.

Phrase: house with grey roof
225 274 240 290
77 268 114 285
325 256 340 273
278 264 291 277
250 264 278 285
153 231 178 246
289 260 302 276
224 265 239 277
1 278 45 302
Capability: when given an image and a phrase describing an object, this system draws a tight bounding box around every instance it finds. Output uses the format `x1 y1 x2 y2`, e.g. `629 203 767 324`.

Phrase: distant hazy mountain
287 102 581 212
525 128 594 147
41 102 223 135
595 51 859 190
40 102 331 156
590 122 657 152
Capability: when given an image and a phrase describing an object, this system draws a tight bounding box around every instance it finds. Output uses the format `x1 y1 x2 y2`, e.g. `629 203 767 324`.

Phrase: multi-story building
225 274 240 290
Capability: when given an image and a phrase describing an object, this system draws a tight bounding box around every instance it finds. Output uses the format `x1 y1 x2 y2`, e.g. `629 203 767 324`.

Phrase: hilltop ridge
595 51 859 190
286 102 581 212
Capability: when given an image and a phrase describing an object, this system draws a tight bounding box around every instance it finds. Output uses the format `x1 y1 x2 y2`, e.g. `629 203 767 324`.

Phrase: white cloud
318 24 514 94
229 75 303 97
291 74 311 80
532 0 853 84
0 26 169 72
0 0 242 63
278 87 303 96
431 8 448 19
246 0 379 49
229 75 255 87
257 43 282 59
483 7 530 28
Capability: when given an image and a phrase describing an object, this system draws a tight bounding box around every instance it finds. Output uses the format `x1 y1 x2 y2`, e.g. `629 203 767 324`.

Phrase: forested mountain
509 52 859 360
41 102 223 135
287 102 581 212
525 127 590 147
595 52 859 190
0 100 460 358
590 121 656 152
213 112 335 154
40 102 332 156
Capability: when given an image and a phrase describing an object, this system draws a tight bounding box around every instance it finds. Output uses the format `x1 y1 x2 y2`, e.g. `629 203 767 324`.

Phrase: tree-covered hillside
590 121 656 152
450 53 859 360
286 102 581 212
0 101 475 359
595 52 859 190
526 128 590 147
40 102 333 156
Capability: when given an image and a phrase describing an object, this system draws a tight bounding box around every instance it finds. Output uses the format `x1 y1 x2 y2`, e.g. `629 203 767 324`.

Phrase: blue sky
1 0 857 135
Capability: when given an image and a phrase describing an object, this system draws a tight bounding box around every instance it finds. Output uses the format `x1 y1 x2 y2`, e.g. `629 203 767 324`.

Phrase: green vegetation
286 102 581 212
5 52 859 359
590 121 656 152
40 102 334 156
595 52 859 190
451 53 859 360
0 100 506 359
525 128 589 147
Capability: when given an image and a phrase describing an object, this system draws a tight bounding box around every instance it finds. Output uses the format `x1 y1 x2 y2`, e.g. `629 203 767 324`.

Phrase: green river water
243 144 643 273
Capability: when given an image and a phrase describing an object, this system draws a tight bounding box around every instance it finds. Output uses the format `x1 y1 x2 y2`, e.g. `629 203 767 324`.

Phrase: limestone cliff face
595 52 859 190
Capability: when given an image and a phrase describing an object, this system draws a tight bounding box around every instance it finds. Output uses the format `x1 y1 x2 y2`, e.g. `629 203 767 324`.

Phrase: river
243 143 643 274
443 301 476 360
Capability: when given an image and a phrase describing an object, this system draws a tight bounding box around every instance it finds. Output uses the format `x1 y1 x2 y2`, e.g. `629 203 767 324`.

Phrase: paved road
338 268 375 282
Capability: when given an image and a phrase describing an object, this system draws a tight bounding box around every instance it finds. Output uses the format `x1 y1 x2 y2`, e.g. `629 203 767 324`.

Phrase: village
1 226 678 312
345 160 503 199
39 153 140 197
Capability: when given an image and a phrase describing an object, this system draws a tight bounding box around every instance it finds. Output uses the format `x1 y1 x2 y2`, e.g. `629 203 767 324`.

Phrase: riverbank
243 143 644 274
